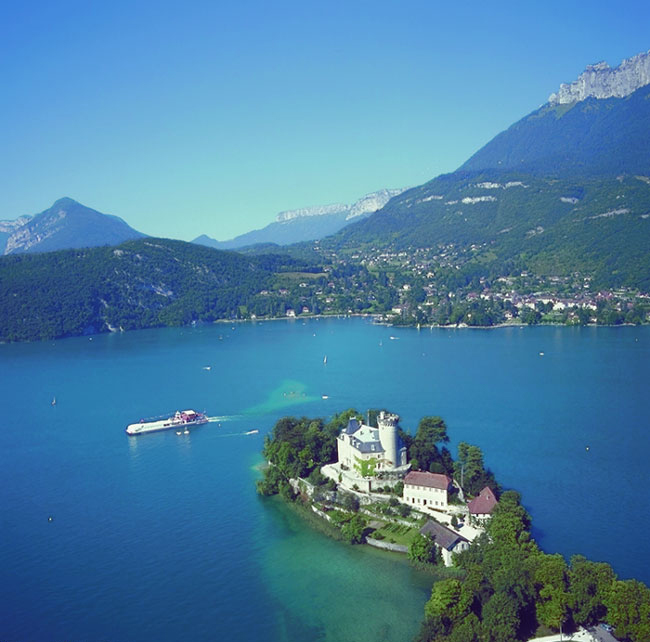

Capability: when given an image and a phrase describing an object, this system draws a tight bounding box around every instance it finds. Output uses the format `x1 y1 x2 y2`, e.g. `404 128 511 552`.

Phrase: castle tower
377 411 399 468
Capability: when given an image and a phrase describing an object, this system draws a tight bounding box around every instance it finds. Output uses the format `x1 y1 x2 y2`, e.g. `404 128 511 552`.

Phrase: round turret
377 411 399 468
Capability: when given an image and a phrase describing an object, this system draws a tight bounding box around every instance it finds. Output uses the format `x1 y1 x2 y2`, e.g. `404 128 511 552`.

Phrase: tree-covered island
257 410 650 642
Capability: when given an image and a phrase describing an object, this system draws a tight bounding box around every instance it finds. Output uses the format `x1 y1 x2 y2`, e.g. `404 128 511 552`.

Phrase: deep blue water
1 319 648 641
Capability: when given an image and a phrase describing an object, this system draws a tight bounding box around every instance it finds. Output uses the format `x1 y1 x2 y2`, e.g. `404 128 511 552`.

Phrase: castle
327 411 410 492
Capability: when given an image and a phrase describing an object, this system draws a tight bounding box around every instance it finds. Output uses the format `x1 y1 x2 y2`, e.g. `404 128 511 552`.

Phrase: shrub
397 504 411 517
340 492 360 512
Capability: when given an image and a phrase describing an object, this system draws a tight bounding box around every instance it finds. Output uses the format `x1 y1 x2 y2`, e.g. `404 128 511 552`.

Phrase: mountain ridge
194 187 406 250
549 49 650 104
3 197 145 255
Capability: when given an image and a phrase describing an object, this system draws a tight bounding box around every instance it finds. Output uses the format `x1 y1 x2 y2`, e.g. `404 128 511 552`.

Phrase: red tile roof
404 471 451 489
467 486 498 515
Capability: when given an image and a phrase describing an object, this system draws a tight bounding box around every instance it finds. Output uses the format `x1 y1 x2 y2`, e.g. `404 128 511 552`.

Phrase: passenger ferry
125 410 208 435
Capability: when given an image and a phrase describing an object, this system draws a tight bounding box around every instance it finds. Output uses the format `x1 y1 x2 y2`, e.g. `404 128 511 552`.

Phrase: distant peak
52 197 80 208
549 49 650 104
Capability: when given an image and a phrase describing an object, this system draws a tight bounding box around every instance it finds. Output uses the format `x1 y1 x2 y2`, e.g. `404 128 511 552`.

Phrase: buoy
586 446 590 451
48 516 53 522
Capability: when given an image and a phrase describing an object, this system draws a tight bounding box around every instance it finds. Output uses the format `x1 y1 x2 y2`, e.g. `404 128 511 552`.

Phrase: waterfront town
245 243 649 328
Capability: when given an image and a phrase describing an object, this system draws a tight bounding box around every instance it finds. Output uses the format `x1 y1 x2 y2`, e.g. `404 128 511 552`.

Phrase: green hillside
0 238 308 342
330 172 650 290
460 85 650 176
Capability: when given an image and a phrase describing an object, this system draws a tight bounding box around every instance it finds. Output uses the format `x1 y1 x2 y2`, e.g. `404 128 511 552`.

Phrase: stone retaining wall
366 537 408 553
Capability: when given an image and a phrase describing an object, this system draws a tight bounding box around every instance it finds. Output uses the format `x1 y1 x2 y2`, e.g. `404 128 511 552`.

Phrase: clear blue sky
1 0 649 241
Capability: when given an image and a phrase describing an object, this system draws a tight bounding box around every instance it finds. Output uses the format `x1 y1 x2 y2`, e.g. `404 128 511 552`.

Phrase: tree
447 613 481 642
481 591 520 642
409 533 439 566
424 578 463 622
341 514 366 544
410 417 450 472
453 442 497 495
533 553 571 630
569 554 616 626
485 492 532 548
603 579 650 642
418 416 450 444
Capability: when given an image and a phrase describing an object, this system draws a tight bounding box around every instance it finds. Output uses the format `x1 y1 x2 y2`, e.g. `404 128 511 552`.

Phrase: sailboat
323 355 327 365
51 397 57 406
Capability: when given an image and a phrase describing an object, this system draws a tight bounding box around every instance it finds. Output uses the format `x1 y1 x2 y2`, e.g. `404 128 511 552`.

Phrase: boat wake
206 415 239 423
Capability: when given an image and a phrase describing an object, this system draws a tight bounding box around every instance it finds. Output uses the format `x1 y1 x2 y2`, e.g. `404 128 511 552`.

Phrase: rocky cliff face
276 203 348 222
347 188 406 220
549 50 650 104
275 187 407 223
0 215 32 234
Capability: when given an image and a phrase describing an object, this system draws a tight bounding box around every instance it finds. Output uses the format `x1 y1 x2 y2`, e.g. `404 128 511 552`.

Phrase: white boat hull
126 411 208 435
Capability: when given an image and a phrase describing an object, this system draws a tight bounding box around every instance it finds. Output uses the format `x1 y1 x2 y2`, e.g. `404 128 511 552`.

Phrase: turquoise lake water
1 318 648 641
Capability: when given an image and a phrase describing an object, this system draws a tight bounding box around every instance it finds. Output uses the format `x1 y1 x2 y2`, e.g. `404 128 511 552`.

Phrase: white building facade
403 471 451 509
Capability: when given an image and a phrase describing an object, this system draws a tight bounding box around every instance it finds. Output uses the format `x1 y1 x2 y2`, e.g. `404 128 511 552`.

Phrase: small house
467 486 498 522
420 520 469 566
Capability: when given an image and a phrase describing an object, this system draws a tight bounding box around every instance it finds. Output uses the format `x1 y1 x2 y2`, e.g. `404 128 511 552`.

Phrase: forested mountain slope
0 238 307 341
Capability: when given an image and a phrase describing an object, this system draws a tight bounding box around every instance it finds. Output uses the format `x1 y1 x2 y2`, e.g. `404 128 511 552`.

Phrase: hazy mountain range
193 187 407 250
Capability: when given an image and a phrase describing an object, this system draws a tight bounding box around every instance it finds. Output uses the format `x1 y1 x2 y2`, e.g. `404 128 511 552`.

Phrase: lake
1 318 648 641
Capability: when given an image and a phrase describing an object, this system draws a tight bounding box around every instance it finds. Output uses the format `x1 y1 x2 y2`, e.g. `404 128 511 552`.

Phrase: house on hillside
467 486 498 522
403 471 452 509
420 520 469 566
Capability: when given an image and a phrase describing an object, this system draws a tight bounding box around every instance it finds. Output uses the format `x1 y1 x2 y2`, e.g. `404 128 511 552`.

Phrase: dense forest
0 238 311 341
